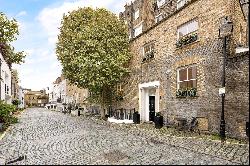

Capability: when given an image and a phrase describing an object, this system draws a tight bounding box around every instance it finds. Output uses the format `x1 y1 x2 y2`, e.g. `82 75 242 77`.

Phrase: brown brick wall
117 0 249 138
225 53 249 138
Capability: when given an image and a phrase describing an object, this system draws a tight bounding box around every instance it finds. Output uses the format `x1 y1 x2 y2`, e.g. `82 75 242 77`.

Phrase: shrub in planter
0 100 17 129
154 112 163 129
133 111 140 124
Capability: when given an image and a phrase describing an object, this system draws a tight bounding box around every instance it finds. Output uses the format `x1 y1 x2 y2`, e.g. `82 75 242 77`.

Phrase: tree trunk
100 88 105 119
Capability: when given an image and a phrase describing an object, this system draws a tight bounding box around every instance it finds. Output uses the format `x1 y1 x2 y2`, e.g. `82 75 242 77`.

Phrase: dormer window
134 22 143 37
176 19 198 48
177 0 188 9
155 13 163 23
177 19 198 39
134 9 139 20
157 0 166 7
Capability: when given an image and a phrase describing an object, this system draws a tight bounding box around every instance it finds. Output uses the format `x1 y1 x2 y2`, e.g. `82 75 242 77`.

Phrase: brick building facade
117 0 249 138
24 90 49 107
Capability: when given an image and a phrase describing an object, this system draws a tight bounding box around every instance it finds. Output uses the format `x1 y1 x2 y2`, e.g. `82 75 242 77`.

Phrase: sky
0 0 132 91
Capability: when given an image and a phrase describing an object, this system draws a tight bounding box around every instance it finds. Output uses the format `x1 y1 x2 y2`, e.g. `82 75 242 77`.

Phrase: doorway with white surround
139 81 160 122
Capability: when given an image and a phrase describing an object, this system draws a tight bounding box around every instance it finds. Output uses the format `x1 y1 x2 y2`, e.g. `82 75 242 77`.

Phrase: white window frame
143 43 154 58
155 13 163 23
177 65 197 90
177 0 187 9
134 22 143 37
177 19 198 39
157 0 166 8
134 9 140 20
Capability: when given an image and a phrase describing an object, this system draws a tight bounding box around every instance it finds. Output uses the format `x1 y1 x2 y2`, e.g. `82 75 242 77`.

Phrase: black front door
149 96 155 121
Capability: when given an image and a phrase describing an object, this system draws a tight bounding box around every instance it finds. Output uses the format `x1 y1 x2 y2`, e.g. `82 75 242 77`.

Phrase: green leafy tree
56 7 131 118
0 12 26 64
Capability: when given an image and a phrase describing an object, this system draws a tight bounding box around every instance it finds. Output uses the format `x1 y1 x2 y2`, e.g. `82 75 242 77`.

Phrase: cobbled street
0 108 249 165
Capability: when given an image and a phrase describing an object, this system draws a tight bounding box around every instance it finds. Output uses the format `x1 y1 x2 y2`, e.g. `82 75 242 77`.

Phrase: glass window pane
144 43 154 54
187 80 197 88
151 43 154 51
179 81 187 89
144 45 150 54
134 9 139 20
179 69 187 81
157 0 165 7
178 26 187 37
188 20 198 33
188 66 197 79
134 24 142 37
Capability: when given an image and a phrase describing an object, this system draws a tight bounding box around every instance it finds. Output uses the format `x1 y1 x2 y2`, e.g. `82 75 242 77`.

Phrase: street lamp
218 16 233 142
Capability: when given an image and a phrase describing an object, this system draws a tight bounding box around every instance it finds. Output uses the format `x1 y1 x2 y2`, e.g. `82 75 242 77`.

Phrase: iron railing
108 108 135 120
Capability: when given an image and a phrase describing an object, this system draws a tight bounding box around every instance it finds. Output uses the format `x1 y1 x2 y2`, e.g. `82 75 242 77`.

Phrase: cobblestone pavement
0 108 249 165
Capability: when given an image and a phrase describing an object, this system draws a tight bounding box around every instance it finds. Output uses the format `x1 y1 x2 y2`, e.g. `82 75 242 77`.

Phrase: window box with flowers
176 65 198 98
176 88 197 97
176 19 199 48
176 32 198 48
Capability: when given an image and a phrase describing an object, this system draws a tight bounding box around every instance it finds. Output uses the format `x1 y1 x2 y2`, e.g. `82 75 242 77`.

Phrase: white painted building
48 77 66 104
0 52 12 104
48 75 89 113
18 86 25 108
59 79 67 103
48 83 59 104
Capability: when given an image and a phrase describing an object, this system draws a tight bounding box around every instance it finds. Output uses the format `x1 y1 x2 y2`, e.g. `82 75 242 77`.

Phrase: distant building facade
49 75 89 109
18 86 25 109
24 90 49 107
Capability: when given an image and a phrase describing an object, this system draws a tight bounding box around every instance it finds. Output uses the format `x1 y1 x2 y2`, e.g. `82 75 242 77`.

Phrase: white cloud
37 0 130 45
16 11 27 17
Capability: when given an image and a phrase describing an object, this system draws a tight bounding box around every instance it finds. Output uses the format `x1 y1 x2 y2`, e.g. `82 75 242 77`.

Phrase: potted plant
133 111 140 124
154 112 163 129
